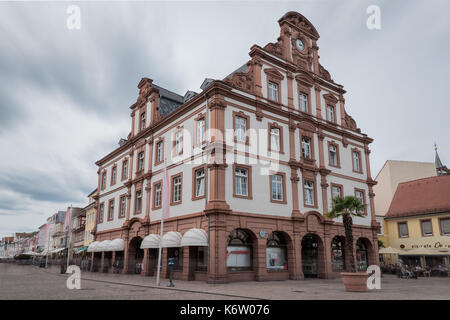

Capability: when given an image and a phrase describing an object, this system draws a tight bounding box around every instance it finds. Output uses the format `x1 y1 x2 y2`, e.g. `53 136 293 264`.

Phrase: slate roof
385 175 450 218
153 84 184 117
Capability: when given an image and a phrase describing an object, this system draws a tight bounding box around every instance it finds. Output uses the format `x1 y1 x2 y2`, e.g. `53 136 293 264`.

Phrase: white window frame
195 168 205 198
234 116 247 143
235 168 248 196
304 181 314 206
326 105 334 122
197 118 205 145
173 177 182 203
270 127 280 152
329 145 337 166
299 93 308 112
268 82 279 101
271 174 283 201
302 137 311 159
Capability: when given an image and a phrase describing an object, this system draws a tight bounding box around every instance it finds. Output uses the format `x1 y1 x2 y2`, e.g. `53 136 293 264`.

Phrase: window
268 81 279 101
304 180 315 206
111 166 117 185
235 168 248 197
98 203 104 223
101 172 107 190
439 218 450 235
352 150 362 173
119 195 126 218
153 182 162 209
398 222 409 238
331 185 342 199
355 189 366 214
195 246 208 271
174 130 183 155
269 127 280 152
234 116 247 143
301 136 311 159
140 112 146 131
108 199 114 221
299 93 308 113
421 220 433 236
155 139 164 165
135 190 142 213
171 174 182 205
329 144 338 167
326 105 335 122
122 160 128 180
193 167 205 199
196 118 205 146
138 151 145 171
270 174 285 203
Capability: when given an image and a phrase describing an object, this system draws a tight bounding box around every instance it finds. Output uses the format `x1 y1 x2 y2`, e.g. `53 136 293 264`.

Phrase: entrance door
127 237 143 274
302 235 319 278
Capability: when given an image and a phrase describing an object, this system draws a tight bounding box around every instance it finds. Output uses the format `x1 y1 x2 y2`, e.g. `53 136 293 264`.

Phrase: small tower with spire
435 143 450 176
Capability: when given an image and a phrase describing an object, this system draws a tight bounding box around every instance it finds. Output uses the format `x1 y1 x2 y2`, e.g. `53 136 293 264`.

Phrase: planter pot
340 272 368 292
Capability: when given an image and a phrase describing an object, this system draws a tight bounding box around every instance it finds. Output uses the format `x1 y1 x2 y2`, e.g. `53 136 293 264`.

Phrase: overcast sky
1 0 449 238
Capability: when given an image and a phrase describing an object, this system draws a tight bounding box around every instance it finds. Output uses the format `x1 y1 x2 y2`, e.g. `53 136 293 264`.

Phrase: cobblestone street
1 264 449 300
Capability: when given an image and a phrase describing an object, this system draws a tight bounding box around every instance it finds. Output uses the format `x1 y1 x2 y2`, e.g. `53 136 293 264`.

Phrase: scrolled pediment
264 68 285 80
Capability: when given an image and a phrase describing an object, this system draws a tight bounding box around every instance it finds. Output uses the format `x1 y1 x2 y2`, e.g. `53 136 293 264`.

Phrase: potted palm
327 195 367 292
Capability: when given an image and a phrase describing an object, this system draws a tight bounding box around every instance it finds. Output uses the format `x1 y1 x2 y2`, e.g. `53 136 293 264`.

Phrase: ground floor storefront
91 211 379 283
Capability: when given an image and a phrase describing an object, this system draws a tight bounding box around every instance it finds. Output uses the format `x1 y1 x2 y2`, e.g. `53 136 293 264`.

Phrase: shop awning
181 228 208 247
399 248 450 256
87 241 101 252
109 239 124 251
162 231 182 248
141 234 160 249
50 248 65 254
98 240 112 252
75 246 88 254
379 246 403 255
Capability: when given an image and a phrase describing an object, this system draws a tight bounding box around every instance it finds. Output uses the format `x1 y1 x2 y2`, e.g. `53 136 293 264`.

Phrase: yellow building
382 175 450 267
84 189 98 247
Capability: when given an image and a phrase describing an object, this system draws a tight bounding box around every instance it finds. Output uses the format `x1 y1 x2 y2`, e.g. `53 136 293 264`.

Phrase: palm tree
326 196 365 273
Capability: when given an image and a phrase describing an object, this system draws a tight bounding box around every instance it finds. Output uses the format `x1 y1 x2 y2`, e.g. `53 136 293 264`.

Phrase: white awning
141 234 161 249
162 231 182 248
50 248 65 254
109 238 124 251
98 240 112 252
87 241 101 252
181 228 208 247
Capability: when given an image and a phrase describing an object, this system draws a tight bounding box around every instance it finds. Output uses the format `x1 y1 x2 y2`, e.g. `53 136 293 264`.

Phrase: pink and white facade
91 11 379 283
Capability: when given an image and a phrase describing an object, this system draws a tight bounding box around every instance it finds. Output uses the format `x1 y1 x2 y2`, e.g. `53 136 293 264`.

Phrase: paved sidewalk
43 264 450 300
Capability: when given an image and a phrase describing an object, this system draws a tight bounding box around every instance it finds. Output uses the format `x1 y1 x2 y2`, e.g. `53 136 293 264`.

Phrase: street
0 263 449 300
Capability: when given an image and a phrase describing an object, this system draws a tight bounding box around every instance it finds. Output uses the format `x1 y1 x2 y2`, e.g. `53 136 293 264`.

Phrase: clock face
296 39 305 51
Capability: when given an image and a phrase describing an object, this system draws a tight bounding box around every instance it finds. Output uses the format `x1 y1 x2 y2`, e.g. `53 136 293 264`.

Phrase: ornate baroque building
91 11 379 282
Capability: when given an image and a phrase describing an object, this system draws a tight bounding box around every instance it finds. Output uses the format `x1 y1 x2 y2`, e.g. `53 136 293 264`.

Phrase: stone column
286 71 294 108
142 248 149 276
100 251 105 273
111 251 116 273
206 212 229 283
254 238 268 281
290 232 304 280
161 248 168 279
122 235 129 274
90 253 95 272
314 85 322 119
181 246 194 281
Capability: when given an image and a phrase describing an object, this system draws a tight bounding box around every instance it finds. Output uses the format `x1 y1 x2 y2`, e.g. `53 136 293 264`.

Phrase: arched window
356 239 368 271
227 229 253 271
331 236 345 271
266 232 287 270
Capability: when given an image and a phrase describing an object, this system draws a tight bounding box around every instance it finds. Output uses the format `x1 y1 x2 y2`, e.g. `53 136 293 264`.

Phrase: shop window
266 232 287 270
331 236 345 271
227 229 253 271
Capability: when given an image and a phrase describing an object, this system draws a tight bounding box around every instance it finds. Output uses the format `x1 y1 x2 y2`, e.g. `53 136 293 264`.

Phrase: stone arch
301 233 326 278
266 231 290 272
356 237 375 271
226 228 256 272
330 235 346 272
127 236 144 274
